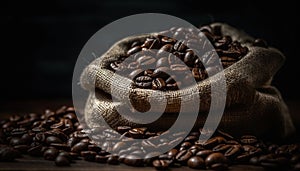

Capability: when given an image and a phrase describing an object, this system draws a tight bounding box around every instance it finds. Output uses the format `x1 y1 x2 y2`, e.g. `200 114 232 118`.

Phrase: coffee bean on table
107 154 120 165
44 148 59 160
187 156 205 169
123 154 144 166
55 155 70 166
205 152 228 169
152 159 169 170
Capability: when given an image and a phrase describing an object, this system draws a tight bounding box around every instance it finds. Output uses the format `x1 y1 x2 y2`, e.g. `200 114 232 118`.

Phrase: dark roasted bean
55 155 70 166
123 154 144 166
176 150 193 163
152 78 166 90
43 148 59 160
152 159 169 170
205 152 228 169
127 46 142 55
253 38 268 48
187 156 205 169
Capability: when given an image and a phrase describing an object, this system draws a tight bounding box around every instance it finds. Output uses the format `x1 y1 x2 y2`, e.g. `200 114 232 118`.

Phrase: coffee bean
112 142 127 153
184 50 196 66
134 76 153 88
0 145 20 161
203 136 226 149
170 64 189 71
173 40 187 52
71 142 88 153
127 46 142 55
107 154 120 165
137 56 156 66
205 152 228 169
167 149 178 158
27 145 43 156
196 150 213 158
253 38 268 48
156 57 168 68
187 156 205 169
240 135 258 145
161 37 176 44
152 78 166 90
46 136 62 145
176 149 193 163
117 126 131 134
95 155 109 163
152 67 170 80
123 154 144 166
152 159 169 170
55 155 70 166
50 143 70 151
81 151 97 161
44 148 59 160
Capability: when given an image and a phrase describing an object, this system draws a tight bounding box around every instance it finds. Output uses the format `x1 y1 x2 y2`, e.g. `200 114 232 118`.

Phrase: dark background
1 0 299 102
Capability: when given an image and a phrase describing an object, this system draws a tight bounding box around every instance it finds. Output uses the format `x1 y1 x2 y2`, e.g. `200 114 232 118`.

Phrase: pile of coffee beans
108 25 264 90
1 106 299 170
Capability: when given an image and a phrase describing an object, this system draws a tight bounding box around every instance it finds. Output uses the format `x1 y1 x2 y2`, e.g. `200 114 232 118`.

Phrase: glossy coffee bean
152 159 169 170
176 150 193 163
43 148 59 160
187 156 205 169
55 155 70 166
205 152 227 168
123 154 144 166
107 154 120 165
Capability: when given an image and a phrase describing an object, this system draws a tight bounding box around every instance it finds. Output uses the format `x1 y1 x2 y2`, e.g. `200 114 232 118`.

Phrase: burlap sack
80 23 295 139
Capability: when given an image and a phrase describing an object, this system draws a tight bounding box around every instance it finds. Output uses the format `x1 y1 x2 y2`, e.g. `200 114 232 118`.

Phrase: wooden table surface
0 99 299 171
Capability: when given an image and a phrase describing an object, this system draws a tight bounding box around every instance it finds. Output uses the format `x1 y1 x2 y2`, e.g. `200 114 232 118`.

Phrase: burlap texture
80 23 295 138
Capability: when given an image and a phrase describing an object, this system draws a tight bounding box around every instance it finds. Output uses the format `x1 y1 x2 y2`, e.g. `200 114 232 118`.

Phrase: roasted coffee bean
116 126 131 134
152 67 170 79
203 136 226 149
196 150 213 158
152 159 169 170
173 40 187 52
46 136 62 145
213 144 232 153
205 152 228 169
127 46 142 55
129 128 146 139
0 145 20 161
81 151 97 161
112 142 127 153
152 78 166 90
137 56 156 66
144 151 161 165
50 143 70 151
71 142 88 153
55 155 70 166
240 135 258 144
187 156 205 169
161 36 176 44
95 155 109 163
176 149 193 163
134 76 152 88
170 64 189 71
128 69 143 79
157 44 173 55
13 145 29 153
123 154 144 166
107 154 120 165
156 57 168 68
167 149 178 158
27 145 43 156
43 148 59 160
253 38 268 48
